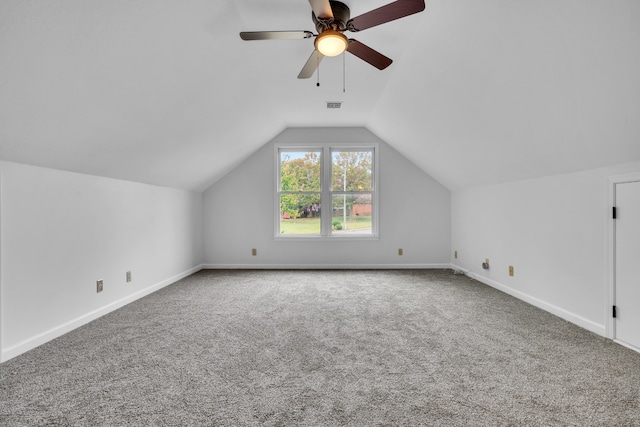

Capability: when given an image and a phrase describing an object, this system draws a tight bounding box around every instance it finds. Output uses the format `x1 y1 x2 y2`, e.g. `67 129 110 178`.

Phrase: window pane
331 194 372 235
280 151 321 191
280 194 321 235
331 150 373 192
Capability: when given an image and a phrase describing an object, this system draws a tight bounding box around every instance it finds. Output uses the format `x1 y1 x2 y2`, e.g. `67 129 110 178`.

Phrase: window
276 144 378 238
278 150 322 235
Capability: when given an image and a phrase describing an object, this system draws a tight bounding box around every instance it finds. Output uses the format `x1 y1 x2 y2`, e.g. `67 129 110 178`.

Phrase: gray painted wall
451 160 640 337
203 128 451 268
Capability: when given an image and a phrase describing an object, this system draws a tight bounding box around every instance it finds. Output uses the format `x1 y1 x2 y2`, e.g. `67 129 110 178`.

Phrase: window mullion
321 146 332 237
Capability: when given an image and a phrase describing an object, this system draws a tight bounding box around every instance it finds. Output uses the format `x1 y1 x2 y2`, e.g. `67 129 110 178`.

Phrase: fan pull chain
317 54 320 87
343 51 346 93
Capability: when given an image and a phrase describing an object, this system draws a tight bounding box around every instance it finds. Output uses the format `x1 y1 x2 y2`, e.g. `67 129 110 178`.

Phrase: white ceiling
1 0 639 192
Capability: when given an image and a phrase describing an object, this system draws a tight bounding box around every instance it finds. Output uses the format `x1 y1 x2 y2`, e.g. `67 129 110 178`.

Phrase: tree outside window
331 150 373 234
279 151 322 235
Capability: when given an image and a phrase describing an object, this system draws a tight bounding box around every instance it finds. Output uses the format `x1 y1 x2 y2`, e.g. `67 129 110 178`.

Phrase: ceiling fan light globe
315 30 348 57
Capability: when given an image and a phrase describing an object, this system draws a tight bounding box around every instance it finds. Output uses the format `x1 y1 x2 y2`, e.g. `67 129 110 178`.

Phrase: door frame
606 172 640 345
0 170 2 362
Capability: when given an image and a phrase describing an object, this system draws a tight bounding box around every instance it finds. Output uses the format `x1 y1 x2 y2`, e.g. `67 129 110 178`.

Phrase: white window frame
275 143 379 240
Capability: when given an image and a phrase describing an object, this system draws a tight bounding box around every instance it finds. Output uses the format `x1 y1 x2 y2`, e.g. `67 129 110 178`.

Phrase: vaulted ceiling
1 0 639 192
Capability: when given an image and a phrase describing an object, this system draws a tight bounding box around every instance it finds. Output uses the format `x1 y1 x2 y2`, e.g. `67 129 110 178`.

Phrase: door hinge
613 305 617 318
612 206 617 219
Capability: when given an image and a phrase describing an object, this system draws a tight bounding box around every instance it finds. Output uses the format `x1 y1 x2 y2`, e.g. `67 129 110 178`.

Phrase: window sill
274 235 380 242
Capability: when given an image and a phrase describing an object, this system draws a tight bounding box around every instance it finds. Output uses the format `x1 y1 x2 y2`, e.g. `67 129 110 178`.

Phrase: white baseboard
614 339 640 354
2 264 611 362
201 263 454 270
1 264 203 363
453 265 606 337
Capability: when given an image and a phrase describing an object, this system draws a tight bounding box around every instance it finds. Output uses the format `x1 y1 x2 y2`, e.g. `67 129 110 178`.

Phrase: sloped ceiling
1 0 639 192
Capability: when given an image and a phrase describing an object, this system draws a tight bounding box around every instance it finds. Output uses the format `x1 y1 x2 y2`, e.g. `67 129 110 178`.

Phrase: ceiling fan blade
308 0 334 20
347 0 425 32
346 40 392 70
240 31 314 41
298 49 325 79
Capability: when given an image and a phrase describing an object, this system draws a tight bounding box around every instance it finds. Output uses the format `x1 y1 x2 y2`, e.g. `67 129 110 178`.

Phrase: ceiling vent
326 102 342 109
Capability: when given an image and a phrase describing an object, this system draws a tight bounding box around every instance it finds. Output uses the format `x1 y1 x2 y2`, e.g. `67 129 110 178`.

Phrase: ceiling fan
239 0 426 79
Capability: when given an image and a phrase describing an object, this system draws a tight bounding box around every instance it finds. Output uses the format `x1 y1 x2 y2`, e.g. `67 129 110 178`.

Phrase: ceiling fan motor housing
313 1 350 32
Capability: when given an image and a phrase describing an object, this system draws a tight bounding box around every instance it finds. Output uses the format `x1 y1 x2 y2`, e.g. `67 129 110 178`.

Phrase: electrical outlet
126 271 132 282
398 248 403 256
509 266 514 277
96 280 103 293
454 250 458 259
252 248 257 256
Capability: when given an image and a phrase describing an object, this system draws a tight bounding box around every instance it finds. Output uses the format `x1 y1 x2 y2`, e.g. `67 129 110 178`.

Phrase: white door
615 180 640 350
